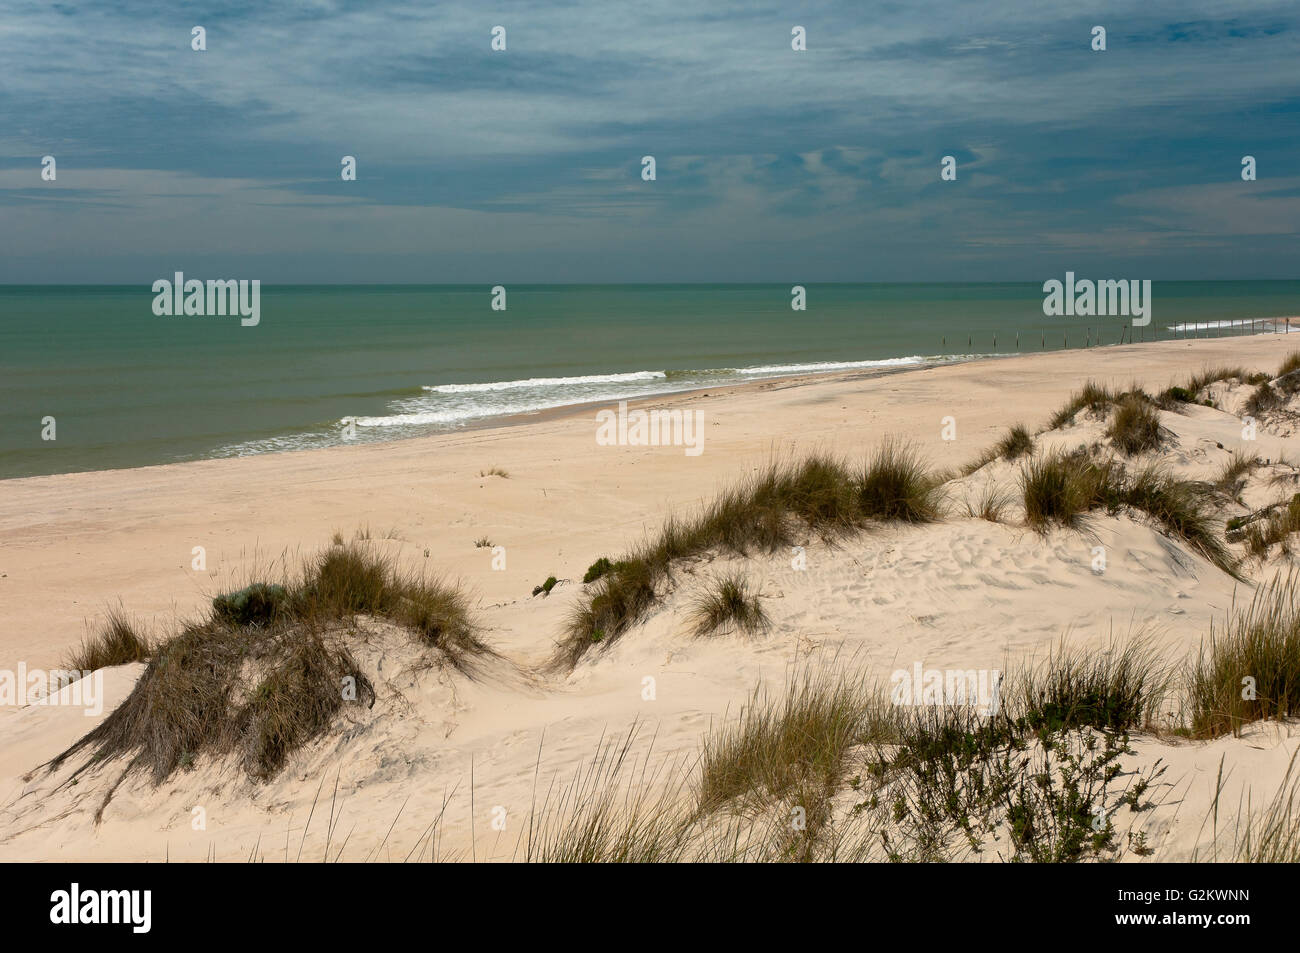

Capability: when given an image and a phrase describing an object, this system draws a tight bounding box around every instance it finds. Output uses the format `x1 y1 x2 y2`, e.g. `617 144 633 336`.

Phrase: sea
1 281 1297 479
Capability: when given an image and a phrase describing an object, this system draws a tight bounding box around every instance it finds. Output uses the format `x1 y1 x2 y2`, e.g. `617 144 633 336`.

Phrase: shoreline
7 319 1299 486
4 329 1300 862
1 331 1297 671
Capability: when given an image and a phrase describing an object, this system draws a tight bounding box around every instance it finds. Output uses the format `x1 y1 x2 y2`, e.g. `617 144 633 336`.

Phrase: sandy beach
3 332 1300 862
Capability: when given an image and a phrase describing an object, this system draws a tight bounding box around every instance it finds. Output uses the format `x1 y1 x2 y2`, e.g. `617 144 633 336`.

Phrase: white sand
3 332 1300 861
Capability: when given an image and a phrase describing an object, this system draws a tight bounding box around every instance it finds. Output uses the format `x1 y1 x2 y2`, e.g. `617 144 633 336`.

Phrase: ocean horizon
3 280 1297 479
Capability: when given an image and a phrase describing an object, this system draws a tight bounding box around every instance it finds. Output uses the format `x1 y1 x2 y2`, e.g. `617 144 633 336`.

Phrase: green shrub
213 583 289 627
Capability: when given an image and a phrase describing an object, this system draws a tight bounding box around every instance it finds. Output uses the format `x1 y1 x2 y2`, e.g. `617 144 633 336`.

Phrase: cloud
1 0 1298 280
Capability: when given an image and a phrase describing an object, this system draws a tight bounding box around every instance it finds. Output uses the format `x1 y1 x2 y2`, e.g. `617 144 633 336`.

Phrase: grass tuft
1107 395 1163 456
65 608 152 673
48 541 479 790
1189 574 1300 738
1049 380 1115 430
857 439 943 522
688 573 769 637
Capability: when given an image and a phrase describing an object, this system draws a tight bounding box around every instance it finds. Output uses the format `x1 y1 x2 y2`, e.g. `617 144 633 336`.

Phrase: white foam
423 371 667 393
737 356 932 376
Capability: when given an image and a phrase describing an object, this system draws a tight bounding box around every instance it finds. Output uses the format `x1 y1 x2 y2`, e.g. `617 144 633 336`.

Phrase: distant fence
940 317 1291 354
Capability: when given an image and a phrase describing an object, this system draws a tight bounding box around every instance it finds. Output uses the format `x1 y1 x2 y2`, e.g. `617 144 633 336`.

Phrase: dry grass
693 667 889 819
965 482 1011 522
1244 382 1286 417
1019 450 1117 531
857 438 944 522
47 541 481 793
1232 751 1300 862
1240 497 1300 561
1108 395 1163 456
1048 380 1116 430
1278 351 1300 380
1124 464 1237 576
1188 574 1300 737
65 608 151 672
1019 451 1235 575
996 424 1034 461
556 444 944 668
688 574 769 637
1213 450 1259 498
1012 632 1175 733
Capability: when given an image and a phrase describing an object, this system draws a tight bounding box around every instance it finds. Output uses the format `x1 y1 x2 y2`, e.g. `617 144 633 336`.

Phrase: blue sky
1 0 1297 282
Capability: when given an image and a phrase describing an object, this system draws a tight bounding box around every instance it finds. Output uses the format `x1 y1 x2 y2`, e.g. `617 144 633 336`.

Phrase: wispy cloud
1 0 1297 280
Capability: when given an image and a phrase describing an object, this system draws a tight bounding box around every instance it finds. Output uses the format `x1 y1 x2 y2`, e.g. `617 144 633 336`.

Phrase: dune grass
960 425 1035 475
65 608 151 673
1186 366 1256 396
1019 450 1117 530
1240 495 1300 561
1019 450 1236 575
688 574 769 637
996 424 1034 460
1013 633 1174 734
1231 751 1300 862
1048 380 1116 429
965 481 1011 522
1124 464 1237 575
48 541 481 792
1213 450 1259 498
1188 575 1300 738
515 726 693 863
1108 394 1163 456
694 667 889 820
857 438 944 522
556 444 942 668
1245 381 1286 417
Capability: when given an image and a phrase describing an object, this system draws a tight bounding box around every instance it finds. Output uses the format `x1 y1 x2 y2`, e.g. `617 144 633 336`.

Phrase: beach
3 331 1300 861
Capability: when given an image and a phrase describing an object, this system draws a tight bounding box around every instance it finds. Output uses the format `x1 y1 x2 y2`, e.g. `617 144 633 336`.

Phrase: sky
0 0 1297 283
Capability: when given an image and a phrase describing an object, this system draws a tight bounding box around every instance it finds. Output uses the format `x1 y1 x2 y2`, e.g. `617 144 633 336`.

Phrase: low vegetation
996 424 1034 461
47 541 482 795
1020 450 1117 530
1107 394 1163 456
1049 380 1116 429
965 482 1010 522
1020 450 1235 575
1188 575 1300 737
583 557 617 584
688 573 768 637
1278 351 1300 380
65 608 151 673
555 443 943 668
1245 382 1286 417
1213 451 1259 498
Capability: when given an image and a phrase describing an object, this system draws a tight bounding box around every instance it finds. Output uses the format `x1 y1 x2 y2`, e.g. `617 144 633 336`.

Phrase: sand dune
3 333 1300 862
